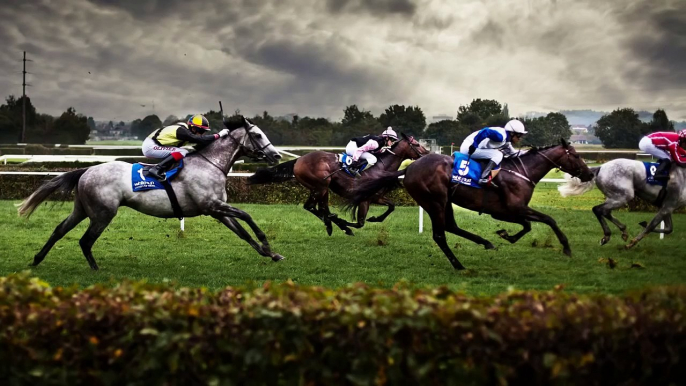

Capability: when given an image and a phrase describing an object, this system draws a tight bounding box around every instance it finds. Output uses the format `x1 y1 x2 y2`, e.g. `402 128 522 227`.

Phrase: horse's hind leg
318 191 355 236
31 198 87 267
303 190 334 236
491 214 532 245
78 212 115 271
367 197 395 223
592 199 627 245
445 203 494 249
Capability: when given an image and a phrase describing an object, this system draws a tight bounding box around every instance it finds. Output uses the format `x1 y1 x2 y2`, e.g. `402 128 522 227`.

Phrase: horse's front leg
209 201 284 262
626 207 674 249
367 196 395 223
491 214 532 244
521 207 572 256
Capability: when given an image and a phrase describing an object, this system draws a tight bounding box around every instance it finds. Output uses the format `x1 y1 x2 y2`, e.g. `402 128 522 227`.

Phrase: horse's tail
557 166 600 197
247 159 296 185
17 168 89 218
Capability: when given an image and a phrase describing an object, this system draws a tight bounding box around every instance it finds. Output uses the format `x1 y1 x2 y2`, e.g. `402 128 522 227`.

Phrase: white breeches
459 142 503 165
638 136 670 160
142 138 189 159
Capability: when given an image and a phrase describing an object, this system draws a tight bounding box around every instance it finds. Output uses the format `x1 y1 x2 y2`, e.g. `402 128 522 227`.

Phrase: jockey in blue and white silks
459 119 527 185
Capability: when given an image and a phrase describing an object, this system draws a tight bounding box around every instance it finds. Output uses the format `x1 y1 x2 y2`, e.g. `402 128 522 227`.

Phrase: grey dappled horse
18 117 283 270
558 158 686 248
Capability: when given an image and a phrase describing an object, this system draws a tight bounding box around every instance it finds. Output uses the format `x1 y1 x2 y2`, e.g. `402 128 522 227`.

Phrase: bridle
505 146 585 186
377 136 425 168
197 123 275 175
537 147 585 179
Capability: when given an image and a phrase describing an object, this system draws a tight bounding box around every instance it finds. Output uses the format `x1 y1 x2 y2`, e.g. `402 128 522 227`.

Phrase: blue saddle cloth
451 152 483 188
643 162 667 187
131 160 184 192
339 153 367 177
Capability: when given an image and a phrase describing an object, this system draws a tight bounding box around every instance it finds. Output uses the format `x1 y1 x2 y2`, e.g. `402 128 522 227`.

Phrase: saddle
131 160 184 220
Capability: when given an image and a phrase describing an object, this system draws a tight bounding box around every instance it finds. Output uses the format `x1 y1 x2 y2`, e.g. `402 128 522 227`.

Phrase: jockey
142 114 229 181
638 130 686 180
345 127 398 176
460 119 527 185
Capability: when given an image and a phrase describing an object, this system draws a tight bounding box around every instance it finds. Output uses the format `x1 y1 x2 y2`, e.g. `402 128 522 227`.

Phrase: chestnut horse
248 133 429 235
349 139 594 269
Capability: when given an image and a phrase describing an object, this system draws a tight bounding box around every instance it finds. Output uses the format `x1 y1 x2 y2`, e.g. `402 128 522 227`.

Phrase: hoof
344 228 355 236
496 229 508 238
367 216 380 223
271 254 285 262
625 239 638 249
638 221 647 228
599 237 609 246
563 248 572 257
484 242 496 250
326 224 333 236
90 265 99 271
621 233 629 241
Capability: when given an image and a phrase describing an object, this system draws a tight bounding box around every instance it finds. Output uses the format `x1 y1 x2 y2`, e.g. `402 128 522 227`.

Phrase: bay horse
349 139 594 270
18 116 284 270
248 133 429 235
558 158 686 248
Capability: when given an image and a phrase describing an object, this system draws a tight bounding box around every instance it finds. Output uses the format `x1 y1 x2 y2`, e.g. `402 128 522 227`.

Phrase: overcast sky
1 0 684 123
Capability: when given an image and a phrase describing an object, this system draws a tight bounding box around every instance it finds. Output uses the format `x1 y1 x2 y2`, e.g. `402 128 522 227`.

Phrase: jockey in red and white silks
638 130 686 180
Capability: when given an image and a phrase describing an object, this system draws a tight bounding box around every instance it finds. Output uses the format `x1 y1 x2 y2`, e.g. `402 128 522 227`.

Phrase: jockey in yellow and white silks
142 114 229 181
459 119 527 185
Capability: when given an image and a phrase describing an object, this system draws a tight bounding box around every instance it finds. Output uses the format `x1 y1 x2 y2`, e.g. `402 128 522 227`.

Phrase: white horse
18 116 284 270
558 158 686 248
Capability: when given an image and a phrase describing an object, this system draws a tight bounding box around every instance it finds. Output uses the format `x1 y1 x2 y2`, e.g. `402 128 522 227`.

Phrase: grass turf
0 184 683 294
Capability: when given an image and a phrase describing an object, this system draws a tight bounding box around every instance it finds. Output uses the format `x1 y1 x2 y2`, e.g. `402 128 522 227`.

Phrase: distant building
570 134 601 145
430 114 453 123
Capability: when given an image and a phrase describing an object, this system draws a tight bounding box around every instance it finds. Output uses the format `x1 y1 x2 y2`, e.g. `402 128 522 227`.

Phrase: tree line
0 96 89 144
0 93 680 148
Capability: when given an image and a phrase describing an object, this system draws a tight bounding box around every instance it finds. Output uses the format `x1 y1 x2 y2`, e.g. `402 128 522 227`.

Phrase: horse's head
225 116 281 165
390 133 430 160
551 138 594 182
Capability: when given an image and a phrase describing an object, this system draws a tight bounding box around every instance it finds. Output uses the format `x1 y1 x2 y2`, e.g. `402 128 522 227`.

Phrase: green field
1 183 684 294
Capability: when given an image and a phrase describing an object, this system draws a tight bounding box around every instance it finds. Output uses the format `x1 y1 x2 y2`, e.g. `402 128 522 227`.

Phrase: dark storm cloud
326 0 417 17
1 0 685 122
619 0 686 91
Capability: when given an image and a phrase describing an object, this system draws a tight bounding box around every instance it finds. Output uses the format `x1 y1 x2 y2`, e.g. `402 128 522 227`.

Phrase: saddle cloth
338 153 368 177
131 160 184 192
643 162 667 187
451 152 499 189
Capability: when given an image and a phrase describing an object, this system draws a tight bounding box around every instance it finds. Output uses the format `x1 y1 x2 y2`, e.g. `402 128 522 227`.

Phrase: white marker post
180 218 185 232
419 206 424 233
660 221 664 240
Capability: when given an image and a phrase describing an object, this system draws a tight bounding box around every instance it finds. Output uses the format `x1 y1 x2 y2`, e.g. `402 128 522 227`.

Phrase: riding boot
654 158 671 181
478 160 498 185
148 155 177 181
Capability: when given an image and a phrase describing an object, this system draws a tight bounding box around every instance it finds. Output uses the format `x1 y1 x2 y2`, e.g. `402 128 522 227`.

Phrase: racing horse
558 158 686 248
349 139 594 269
247 133 429 235
18 116 284 270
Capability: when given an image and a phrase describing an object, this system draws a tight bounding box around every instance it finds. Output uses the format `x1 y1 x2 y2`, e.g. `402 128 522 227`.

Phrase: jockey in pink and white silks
459 120 527 185
345 127 398 176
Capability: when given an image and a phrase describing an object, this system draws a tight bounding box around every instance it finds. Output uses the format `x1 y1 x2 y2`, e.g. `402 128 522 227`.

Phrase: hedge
0 273 684 385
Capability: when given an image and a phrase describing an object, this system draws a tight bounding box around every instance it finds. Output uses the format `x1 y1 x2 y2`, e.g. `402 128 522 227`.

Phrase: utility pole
21 51 32 143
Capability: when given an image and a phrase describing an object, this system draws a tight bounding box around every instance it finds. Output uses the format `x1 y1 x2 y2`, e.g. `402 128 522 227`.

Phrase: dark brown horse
248 134 429 235
349 138 594 269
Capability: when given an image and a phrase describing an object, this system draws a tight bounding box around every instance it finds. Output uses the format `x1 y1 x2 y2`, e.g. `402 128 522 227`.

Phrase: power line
22 51 33 143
